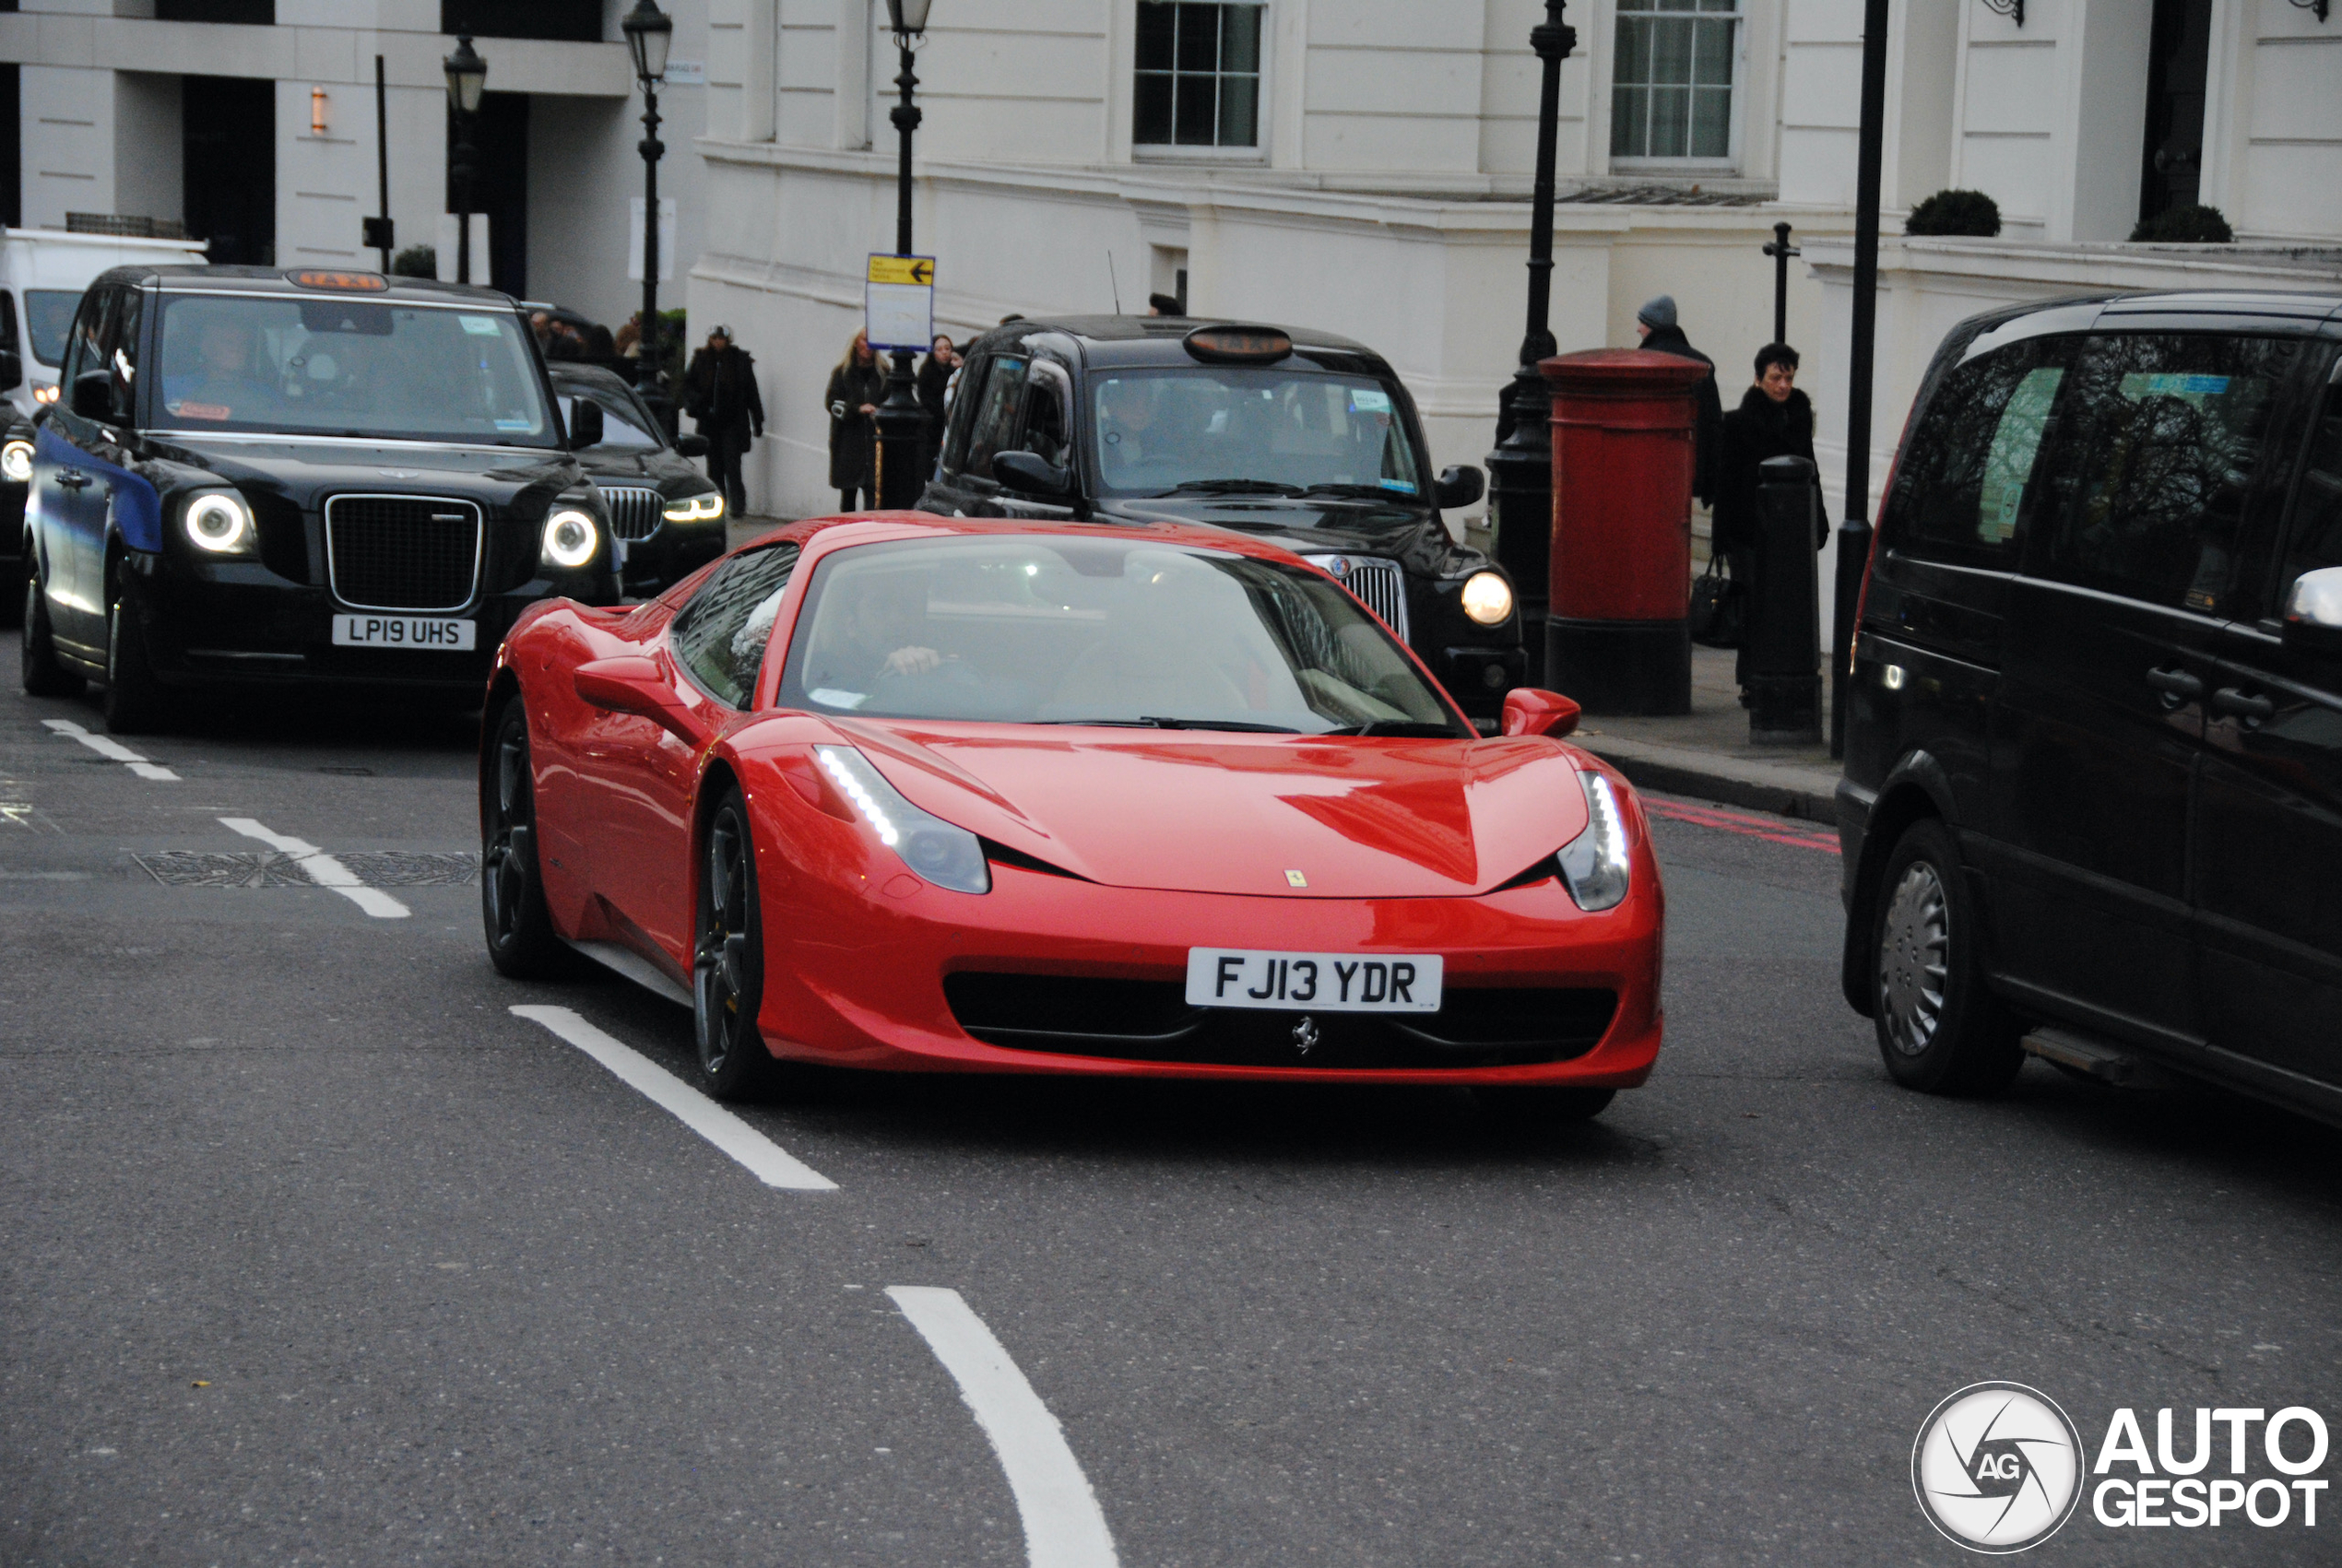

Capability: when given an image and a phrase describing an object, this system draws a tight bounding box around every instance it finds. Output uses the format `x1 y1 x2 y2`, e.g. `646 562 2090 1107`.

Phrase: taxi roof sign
1183 324 1293 364
288 269 389 291
868 253 936 287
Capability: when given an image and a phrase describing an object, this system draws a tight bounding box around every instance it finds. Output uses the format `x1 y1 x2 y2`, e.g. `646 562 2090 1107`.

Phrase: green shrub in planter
1905 189 2002 238
2130 204 2233 243
390 244 437 277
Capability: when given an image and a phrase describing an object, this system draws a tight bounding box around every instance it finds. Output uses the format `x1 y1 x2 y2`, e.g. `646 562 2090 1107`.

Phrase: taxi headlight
1557 772 1632 912
541 508 599 569
1 440 32 484
663 491 726 523
1461 570 1515 627
815 745 990 895
183 490 256 555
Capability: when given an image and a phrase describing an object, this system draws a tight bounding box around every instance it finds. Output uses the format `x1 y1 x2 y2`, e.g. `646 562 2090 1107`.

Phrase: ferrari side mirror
574 654 701 740
1501 688 1580 739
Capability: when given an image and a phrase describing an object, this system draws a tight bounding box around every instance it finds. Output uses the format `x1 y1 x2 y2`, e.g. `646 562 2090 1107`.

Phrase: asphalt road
2 677 2336 1567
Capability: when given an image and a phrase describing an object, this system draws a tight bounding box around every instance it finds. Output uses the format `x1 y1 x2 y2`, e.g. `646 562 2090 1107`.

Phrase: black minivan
1839 289 2342 1123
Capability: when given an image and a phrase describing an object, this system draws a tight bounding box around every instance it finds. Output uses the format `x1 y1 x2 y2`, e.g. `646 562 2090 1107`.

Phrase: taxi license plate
1185 949 1443 1012
331 614 477 651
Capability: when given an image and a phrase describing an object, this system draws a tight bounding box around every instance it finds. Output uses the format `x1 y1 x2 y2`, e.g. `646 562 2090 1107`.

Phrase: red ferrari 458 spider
480 514 1662 1121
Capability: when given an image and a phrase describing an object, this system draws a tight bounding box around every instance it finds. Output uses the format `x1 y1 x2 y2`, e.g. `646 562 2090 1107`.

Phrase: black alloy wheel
20 568 82 697
1473 1086 1616 1127
1871 817 2023 1095
481 696 571 979
101 571 166 734
693 789 777 1101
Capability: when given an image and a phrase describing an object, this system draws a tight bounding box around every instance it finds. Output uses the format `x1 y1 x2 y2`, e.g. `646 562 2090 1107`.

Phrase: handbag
1689 554 1745 649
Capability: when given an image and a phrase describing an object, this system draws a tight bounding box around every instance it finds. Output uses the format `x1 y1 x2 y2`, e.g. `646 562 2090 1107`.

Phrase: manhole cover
337 852 479 887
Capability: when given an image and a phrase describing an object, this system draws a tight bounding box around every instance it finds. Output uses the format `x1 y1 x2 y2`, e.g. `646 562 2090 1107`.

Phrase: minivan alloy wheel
1878 859 1950 1055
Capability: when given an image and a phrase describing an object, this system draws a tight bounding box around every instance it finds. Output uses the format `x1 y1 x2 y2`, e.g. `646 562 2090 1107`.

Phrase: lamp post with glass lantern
872 0 933 510
1484 0 1575 685
621 0 674 401
443 33 487 286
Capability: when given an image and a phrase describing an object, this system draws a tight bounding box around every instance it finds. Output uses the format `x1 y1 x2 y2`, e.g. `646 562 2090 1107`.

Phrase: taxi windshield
152 293 556 445
1088 367 1425 500
777 536 1464 736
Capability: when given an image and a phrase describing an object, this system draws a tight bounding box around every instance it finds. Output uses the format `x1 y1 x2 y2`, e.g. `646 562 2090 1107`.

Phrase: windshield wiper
1328 720 1464 737
1031 716 1301 733
1301 482 1410 501
1169 478 1305 497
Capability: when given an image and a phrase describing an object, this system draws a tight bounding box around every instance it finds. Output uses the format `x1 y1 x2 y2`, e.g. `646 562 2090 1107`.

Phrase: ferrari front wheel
693 789 777 1101
481 695 570 979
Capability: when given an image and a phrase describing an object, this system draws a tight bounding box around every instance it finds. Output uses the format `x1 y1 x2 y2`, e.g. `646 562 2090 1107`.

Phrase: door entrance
183 76 275 265
2139 0 2213 227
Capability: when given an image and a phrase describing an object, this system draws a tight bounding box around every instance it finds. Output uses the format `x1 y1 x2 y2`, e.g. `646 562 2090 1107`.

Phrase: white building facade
690 0 2342 550
0 0 718 332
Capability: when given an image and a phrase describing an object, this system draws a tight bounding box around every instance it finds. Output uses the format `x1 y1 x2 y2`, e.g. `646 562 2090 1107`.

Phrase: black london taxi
1838 287 2342 1126
917 316 1523 720
19 265 619 732
548 361 728 595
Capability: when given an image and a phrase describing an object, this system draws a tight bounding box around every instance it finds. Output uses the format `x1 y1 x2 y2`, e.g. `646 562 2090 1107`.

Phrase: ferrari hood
834 722 1591 900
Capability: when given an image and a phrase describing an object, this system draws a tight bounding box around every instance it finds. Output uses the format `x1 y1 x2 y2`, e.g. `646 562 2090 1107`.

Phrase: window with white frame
1610 0 1739 163
1134 2 1263 151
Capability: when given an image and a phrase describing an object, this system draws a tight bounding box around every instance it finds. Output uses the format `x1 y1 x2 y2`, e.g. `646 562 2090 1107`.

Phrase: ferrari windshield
1089 368 1425 500
778 536 1464 735
152 293 556 445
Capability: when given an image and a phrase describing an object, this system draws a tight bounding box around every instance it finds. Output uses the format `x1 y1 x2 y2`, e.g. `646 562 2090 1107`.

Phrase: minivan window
2283 383 2342 585
2028 333 2295 615
1882 338 2065 569
25 289 83 368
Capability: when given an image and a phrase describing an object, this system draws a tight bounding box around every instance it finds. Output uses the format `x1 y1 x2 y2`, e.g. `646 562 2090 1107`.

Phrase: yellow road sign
868 253 936 287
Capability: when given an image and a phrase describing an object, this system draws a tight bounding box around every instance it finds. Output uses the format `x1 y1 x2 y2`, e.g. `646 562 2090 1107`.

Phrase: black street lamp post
1484 0 1576 687
443 33 486 286
622 1 674 407
873 0 934 510
1831 0 1889 758
1763 221 1800 347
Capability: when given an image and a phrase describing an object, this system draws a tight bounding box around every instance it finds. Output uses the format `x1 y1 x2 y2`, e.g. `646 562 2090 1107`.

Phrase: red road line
1645 799 1840 853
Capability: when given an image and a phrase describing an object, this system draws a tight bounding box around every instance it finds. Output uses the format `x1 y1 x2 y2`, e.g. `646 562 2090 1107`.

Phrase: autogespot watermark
1912 1385 2331 1552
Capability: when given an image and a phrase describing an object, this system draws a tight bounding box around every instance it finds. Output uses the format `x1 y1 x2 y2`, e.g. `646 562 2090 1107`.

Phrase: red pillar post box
1539 349 1706 715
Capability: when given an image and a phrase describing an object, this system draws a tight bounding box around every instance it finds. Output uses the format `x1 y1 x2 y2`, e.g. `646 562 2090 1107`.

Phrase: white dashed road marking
510 1005 837 1192
218 817 410 919
42 719 178 780
888 1286 1121 1568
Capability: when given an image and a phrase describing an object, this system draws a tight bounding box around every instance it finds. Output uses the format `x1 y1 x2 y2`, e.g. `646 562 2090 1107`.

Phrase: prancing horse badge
1292 1016 1319 1055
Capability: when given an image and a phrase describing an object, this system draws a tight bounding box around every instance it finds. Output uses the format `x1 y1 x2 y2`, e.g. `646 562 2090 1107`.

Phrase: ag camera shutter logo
1912 1383 2085 1552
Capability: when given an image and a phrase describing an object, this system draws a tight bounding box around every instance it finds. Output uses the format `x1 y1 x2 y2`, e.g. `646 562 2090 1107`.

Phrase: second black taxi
918 316 1524 722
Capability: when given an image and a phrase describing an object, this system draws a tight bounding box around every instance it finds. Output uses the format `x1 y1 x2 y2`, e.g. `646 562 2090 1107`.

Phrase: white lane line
41 719 179 781
887 1287 1121 1568
510 1006 837 1192
217 817 410 919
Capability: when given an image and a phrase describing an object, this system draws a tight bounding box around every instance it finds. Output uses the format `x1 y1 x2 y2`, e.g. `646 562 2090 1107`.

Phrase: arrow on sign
911 259 933 285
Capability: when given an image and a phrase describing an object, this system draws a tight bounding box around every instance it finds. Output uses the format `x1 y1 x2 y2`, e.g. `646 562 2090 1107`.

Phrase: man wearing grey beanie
1636 294 1723 507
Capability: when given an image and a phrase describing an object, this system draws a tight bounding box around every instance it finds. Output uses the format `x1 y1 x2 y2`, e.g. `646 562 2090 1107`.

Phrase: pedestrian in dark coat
1635 294 1725 507
917 334 958 477
824 330 885 511
1715 342 1828 697
683 325 766 516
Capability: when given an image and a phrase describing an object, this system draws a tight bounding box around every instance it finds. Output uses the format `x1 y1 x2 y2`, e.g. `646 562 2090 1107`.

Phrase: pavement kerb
1573 734 1842 827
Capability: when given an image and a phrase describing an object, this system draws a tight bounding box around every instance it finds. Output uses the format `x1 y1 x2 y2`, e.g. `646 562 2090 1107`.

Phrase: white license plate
331 614 477 651
1185 949 1444 1012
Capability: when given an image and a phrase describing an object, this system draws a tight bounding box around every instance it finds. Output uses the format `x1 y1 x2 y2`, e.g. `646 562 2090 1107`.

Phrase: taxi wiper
1329 720 1463 737
1169 478 1304 497
1301 482 1409 501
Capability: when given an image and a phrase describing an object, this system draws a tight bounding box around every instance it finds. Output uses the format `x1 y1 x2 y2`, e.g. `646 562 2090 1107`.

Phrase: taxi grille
1307 555 1411 642
325 495 482 613
942 973 1615 1069
601 486 662 542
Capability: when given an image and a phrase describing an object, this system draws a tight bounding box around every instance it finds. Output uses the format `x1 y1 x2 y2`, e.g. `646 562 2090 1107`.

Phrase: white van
0 229 209 419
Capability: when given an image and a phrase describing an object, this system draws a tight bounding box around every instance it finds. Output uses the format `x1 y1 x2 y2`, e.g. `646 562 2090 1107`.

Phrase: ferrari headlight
1557 771 1632 912
815 745 990 895
183 490 256 555
663 491 726 523
1461 570 1514 627
540 507 599 569
0 439 32 483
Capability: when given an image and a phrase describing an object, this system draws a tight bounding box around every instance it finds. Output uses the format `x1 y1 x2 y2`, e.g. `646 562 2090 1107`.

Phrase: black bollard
1485 372 1552 688
1747 454 1824 746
